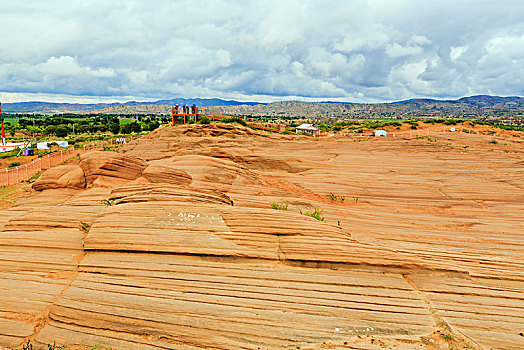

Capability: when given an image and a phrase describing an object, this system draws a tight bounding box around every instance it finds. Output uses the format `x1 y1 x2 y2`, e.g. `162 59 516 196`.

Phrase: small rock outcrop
32 165 86 191
140 163 192 185
79 151 147 187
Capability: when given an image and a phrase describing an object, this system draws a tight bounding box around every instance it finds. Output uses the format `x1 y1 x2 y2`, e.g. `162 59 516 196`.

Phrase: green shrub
199 116 210 124
22 340 66 350
0 148 20 159
8 161 20 168
221 117 247 126
301 207 324 221
70 136 86 143
270 201 288 210
328 193 345 202
27 172 41 183
79 221 91 233
441 334 453 341
489 139 498 144
100 198 115 206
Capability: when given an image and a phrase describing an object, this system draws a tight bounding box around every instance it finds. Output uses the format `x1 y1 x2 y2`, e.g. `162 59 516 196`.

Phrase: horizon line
1 93 523 106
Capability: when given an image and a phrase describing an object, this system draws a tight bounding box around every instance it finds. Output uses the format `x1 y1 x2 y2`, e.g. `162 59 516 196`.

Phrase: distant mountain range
205 95 524 119
1 95 523 120
0 98 262 114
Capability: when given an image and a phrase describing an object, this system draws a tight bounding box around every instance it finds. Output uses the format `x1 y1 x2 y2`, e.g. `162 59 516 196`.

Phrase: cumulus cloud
0 0 523 102
38 56 116 78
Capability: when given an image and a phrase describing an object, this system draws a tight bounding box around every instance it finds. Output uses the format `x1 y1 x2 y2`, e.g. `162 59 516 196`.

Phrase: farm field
0 122 522 350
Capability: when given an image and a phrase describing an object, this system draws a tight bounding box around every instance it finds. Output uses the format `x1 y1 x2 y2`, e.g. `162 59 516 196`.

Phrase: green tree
54 125 69 137
26 125 42 136
121 121 141 134
146 121 160 131
108 121 120 134
44 125 56 136
130 121 142 133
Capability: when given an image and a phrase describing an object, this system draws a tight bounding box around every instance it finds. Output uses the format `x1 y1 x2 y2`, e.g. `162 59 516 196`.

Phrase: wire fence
0 137 134 187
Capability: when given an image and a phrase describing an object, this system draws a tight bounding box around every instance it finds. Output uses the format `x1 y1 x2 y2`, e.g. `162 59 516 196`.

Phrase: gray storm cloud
0 0 523 102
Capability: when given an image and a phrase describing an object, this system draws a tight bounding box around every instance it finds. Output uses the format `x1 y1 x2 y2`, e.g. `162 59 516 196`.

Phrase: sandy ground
0 123 522 350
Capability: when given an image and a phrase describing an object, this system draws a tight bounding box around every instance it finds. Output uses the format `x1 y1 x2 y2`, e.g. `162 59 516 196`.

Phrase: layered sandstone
0 123 522 349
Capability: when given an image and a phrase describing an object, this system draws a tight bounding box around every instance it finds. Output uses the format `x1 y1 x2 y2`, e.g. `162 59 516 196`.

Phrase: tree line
3 114 169 137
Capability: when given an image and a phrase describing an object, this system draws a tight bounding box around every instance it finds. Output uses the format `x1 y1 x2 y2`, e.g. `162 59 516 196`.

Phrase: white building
295 124 320 136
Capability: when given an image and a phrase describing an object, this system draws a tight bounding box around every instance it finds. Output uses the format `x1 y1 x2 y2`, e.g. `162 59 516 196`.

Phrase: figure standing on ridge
192 104 198 122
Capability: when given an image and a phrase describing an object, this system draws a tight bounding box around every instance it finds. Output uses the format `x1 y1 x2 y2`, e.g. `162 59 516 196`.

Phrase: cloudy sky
1 0 523 103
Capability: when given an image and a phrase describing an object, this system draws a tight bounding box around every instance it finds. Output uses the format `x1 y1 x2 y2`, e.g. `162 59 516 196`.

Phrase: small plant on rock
329 193 345 202
27 171 42 183
301 207 324 221
80 221 91 233
441 334 453 341
100 198 115 206
271 201 288 210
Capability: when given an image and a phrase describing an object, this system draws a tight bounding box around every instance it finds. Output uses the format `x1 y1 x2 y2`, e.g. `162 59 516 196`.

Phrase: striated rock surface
32 165 85 191
79 151 147 187
140 162 192 185
0 123 523 350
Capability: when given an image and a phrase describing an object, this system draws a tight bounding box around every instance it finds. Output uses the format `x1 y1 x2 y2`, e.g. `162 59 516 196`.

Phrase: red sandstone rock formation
0 123 522 349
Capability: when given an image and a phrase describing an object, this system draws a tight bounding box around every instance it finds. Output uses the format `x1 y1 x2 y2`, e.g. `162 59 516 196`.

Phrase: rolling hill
1 95 523 121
